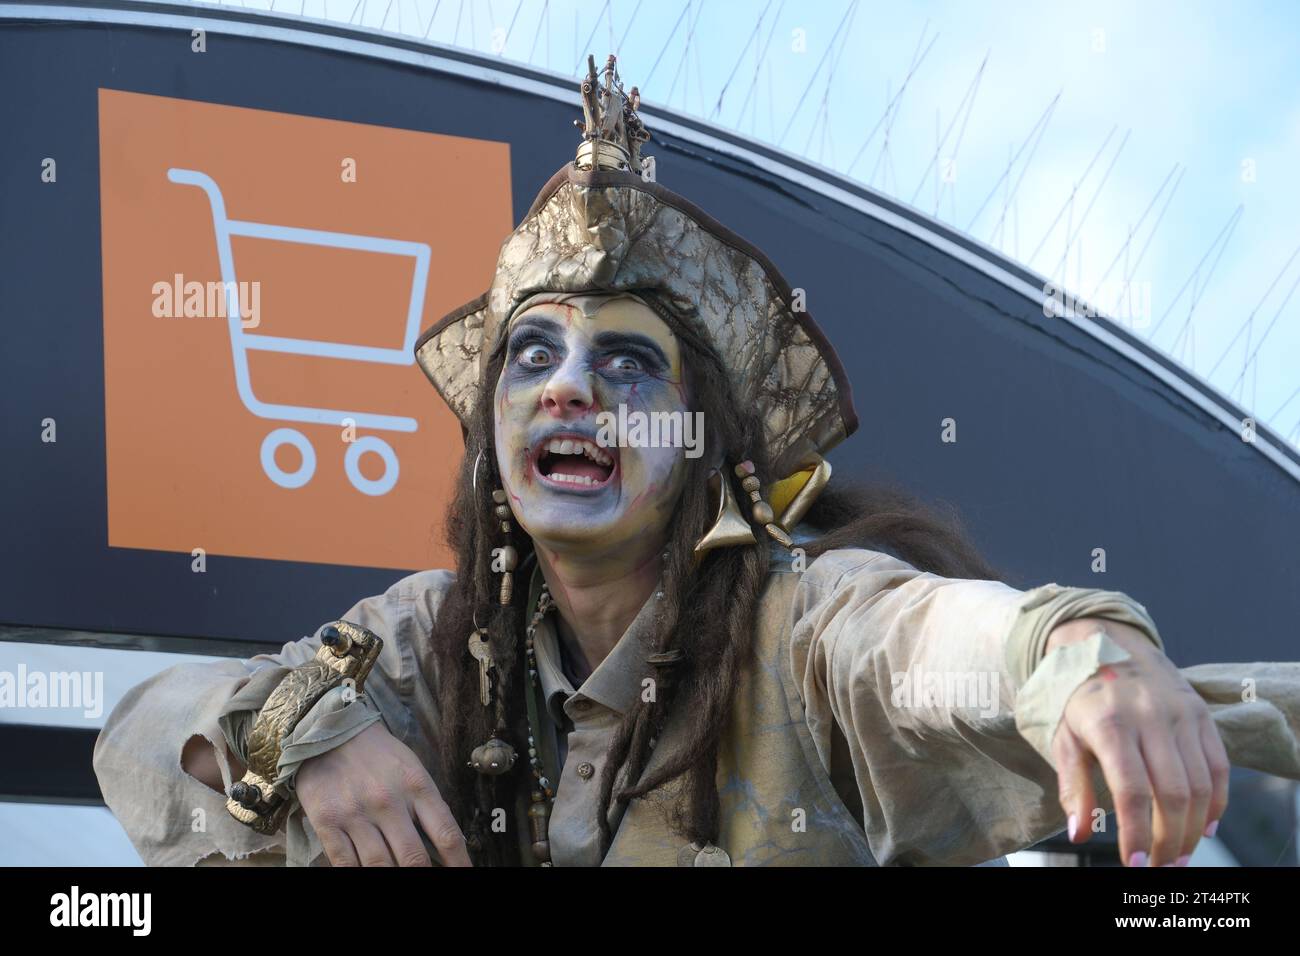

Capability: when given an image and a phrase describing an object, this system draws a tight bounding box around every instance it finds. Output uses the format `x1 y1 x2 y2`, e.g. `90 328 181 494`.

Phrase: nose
539 357 595 418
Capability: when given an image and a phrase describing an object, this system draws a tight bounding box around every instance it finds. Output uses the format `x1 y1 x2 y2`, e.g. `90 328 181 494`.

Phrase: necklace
522 584 558 865
505 579 733 867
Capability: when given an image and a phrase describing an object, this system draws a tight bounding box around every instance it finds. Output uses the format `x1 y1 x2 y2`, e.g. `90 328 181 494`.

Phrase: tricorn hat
415 55 857 480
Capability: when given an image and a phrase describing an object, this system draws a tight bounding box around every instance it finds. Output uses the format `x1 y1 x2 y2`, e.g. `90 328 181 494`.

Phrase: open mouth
534 435 617 489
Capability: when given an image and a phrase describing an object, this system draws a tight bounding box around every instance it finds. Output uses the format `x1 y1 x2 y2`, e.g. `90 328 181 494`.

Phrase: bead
469 738 517 776
751 500 774 524
740 475 760 493
491 489 507 504
765 522 794 549
733 460 755 478
498 545 519 571
500 520 511 533
517 584 561 869
494 504 512 520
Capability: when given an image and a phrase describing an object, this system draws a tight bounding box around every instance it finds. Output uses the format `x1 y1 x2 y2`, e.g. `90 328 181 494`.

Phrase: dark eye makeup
597 346 663 377
505 323 671 381
507 327 562 371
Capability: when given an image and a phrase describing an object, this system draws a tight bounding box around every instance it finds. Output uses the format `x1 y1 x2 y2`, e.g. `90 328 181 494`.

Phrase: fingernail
1067 813 1079 841
1176 855 1190 867
1128 851 1148 867
1204 820 1219 838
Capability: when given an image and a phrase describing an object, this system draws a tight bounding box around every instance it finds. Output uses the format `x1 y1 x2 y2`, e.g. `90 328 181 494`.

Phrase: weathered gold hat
414 55 857 480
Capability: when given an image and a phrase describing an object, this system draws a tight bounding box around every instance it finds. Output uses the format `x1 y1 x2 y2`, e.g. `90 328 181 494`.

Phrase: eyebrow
509 315 565 338
495 315 564 359
592 330 670 366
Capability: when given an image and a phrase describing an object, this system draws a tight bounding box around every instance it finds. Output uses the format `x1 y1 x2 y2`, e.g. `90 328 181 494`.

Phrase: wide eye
518 344 555 369
608 353 643 373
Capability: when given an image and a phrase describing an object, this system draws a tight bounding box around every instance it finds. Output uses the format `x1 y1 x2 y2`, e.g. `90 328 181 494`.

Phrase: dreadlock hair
429 297 999 865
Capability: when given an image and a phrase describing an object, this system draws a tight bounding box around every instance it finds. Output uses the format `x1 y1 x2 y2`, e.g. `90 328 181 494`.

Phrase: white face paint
492 294 691 564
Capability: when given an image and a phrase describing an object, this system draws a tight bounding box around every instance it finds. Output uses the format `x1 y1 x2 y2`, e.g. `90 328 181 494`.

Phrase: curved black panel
2 4 1296 665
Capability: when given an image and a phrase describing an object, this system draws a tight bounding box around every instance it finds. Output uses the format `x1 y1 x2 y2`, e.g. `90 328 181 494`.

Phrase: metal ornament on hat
574 54 651 174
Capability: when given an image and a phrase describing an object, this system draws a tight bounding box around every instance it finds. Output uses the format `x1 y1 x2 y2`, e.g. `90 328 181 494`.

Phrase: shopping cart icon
167 168 430 497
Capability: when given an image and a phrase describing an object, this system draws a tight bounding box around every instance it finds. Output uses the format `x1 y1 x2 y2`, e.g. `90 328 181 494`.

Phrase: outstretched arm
788 547 1276 866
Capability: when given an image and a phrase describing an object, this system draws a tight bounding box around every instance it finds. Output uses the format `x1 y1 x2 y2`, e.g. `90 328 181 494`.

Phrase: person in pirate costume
95 57 1300 868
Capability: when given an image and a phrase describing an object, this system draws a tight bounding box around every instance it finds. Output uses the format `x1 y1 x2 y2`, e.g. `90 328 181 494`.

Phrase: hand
296 722 472 867
1047 619 1229 867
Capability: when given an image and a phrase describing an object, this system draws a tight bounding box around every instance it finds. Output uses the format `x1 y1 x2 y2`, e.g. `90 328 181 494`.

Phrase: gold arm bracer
225 620 383 834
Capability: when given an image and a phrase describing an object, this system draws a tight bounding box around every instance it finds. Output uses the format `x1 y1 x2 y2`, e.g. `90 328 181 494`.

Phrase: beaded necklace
522 584 559 865
476 572 731 866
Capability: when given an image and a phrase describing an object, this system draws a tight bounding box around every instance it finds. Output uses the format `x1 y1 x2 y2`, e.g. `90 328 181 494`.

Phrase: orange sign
98 89 512 570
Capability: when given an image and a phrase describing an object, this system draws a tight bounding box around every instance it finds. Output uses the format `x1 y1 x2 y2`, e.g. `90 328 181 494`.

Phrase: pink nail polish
1204 820 1219 838
1067 813 1079 841
1128 851 1148 867
1176 855 1190 867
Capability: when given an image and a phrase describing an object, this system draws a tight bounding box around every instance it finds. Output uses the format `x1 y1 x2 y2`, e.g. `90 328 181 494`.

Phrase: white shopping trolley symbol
168 168 430 497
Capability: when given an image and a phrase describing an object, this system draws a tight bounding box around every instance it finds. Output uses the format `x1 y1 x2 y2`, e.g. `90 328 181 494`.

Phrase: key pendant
467 630 493 707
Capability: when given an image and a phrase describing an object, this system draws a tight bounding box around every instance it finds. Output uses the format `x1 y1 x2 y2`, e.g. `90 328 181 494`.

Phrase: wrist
227 620 383 834
1045 617 1157 657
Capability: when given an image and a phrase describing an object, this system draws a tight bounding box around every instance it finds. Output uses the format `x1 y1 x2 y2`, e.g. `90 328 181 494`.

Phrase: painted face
492 294 692 561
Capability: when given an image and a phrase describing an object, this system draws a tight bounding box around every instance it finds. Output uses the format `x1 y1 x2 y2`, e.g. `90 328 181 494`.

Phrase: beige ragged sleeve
92 569 454 866
788 548 1300 866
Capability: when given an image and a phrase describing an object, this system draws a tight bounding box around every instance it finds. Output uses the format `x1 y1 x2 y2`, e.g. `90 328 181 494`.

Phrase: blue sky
192 0 1300 442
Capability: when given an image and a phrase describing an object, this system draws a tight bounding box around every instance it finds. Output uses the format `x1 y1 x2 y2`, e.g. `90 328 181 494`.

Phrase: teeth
543 437 613 468
547 472 598 486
